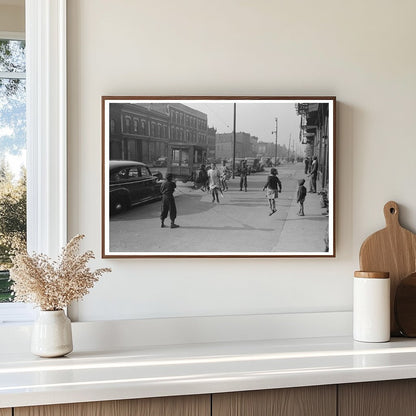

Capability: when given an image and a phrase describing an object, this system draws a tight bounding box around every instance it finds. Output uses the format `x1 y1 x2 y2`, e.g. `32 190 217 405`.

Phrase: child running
262 168 282 215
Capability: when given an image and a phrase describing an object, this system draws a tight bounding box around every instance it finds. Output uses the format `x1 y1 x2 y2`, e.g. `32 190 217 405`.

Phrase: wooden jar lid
395 272 416 337
354 271 390 279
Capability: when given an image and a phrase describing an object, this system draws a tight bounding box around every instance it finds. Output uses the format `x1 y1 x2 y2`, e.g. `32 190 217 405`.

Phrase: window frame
0 0 67 324
26 0 67 256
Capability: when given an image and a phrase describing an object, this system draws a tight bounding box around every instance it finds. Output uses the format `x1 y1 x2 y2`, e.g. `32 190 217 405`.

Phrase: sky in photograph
189 101 301 148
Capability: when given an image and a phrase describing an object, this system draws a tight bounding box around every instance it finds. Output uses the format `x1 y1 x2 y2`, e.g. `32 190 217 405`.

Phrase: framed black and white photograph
102 96 335 258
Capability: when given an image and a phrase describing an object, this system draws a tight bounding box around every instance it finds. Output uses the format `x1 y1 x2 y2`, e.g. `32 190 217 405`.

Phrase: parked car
109 160 162 215
245 157 261 173
153 157 167 167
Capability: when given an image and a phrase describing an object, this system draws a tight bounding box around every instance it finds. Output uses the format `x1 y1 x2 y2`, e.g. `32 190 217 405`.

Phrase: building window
171 149 180 166
110 119 115 133
133 119 138 132
125 117 131 133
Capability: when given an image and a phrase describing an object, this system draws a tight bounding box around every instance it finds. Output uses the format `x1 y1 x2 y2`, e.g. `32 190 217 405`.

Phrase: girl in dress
262 168 282 215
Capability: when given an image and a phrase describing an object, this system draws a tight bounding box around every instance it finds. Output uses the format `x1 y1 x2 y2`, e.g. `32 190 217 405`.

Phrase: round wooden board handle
384 201 400 228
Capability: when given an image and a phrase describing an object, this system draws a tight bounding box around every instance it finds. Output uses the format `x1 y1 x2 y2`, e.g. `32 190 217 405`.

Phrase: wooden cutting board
395 272 416 337
359 201 416 335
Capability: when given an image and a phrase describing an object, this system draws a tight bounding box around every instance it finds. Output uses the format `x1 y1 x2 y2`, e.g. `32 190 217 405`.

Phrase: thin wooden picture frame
102 96 336 258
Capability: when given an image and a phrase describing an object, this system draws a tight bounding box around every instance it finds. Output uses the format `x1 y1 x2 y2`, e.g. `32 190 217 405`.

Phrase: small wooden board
359 201 416 335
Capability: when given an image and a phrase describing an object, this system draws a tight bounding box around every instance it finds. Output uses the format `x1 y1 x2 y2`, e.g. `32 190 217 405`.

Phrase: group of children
194 161 231 201
160 167 309 228
262 168 307 216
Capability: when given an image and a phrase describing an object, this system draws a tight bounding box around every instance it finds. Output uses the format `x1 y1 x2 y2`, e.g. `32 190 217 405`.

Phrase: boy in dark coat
160 173 179 228
297 179 307 216
239 160 248 192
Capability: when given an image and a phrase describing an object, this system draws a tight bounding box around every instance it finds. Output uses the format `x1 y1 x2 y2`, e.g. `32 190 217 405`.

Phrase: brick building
109 103 169 165
296 102 330 187
109 102 209 165
215 132 253 160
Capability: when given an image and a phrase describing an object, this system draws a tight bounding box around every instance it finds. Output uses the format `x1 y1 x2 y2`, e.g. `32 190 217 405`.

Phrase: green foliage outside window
0 38 27 302
0 162 26 302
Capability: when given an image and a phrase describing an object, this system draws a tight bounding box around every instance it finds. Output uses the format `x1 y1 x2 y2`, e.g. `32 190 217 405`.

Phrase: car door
140 166 157 199
123 167 142 204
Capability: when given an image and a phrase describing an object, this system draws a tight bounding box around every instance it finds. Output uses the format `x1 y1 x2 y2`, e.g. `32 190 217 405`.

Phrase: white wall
0 3 24 33
67 0 416 322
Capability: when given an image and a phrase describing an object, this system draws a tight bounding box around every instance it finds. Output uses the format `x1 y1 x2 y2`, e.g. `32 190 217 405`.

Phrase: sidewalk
272 167 328 253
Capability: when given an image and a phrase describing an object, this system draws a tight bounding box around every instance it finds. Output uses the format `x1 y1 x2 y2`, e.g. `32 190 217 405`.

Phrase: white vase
31 310 73 357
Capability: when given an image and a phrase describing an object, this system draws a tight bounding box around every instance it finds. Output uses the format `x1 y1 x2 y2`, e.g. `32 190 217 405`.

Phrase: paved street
109 163 329 253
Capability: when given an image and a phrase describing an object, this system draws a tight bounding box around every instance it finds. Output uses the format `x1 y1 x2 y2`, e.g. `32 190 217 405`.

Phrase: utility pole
232 103 236 179
272 117 278 166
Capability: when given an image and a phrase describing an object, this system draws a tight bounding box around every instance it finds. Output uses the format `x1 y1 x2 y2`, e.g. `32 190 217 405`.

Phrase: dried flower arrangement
10 234 111 311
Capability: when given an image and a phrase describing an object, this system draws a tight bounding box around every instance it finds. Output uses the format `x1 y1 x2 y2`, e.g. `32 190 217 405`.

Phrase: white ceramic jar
353 271 390 343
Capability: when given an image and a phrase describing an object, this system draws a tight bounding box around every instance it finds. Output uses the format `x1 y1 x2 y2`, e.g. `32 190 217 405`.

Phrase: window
0 37 27 305
171 149 180 166
128 168 139 178
181 149 189 167
125 117 131 133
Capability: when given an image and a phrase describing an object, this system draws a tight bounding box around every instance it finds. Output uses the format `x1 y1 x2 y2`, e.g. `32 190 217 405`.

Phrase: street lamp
271 117 278 166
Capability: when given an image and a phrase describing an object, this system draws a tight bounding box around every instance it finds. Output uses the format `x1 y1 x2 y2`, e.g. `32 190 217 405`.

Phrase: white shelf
2 336 416 408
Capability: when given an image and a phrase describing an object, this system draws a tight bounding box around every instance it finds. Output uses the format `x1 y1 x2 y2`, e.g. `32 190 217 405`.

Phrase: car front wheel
110 195 129 215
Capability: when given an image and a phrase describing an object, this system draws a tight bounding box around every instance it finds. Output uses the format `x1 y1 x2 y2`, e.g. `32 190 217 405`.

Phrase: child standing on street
208 162 221 203
297 179 307 216
262 168 282 215
160 173 179 228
